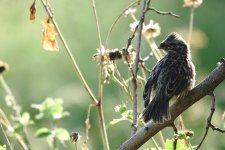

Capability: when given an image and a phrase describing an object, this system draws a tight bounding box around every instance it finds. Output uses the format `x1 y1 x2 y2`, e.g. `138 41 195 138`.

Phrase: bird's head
158 32 188 53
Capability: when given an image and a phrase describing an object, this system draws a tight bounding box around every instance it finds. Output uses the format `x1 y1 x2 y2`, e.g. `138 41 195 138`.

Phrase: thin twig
88 0 110 148
131 0 153 135
114 63 133 101
0 109 29 150
89 0 102 47
40 0 98 105
0 75 16 106
83 104 94 148
148 7 180 18
0 75 31 150
171 123 178 150
196 92 225 150
97 100 110 150
105 0 141 48
188 7 195 44
0 123 12 150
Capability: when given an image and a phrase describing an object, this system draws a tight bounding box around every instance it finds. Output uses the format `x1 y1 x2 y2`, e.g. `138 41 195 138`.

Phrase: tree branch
196 92 225 150
119 59 225 150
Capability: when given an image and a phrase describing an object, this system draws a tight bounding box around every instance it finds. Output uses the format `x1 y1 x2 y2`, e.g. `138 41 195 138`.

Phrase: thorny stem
0 123 12 150
40 0 98 105
188 7 195 44
105 0 141 48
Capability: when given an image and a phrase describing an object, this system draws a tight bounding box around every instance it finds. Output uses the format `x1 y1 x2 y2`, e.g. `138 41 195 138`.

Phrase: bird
142 32 196 123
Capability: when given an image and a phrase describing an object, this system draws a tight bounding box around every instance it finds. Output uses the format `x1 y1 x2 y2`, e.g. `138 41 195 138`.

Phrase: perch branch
119 59 225 150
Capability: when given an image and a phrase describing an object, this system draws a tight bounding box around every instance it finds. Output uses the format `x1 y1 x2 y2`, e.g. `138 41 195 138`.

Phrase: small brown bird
143 32 195 123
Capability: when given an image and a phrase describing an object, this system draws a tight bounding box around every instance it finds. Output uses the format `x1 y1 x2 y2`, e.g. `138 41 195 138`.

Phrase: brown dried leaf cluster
29 1 36 22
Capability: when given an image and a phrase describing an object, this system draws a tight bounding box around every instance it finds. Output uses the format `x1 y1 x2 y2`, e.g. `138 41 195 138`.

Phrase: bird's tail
142 97 170 123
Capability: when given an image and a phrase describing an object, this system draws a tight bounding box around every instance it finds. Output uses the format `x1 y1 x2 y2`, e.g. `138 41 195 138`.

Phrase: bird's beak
158 42 165 50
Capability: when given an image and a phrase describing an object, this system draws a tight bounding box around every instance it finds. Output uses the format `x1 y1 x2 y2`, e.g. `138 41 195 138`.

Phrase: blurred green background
0 0 225 149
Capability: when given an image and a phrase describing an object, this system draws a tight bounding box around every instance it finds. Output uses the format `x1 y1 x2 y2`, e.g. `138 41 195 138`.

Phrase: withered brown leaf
29 0 36 22
41 16 59 51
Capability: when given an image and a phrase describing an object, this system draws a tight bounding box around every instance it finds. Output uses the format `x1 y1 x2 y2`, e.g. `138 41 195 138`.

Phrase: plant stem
0 109 29 150
40 0 98 105
0 123 12 150
188 7 195 44
114 64 133 101
89 0 102 47
0 75 16 106
0 75 31 150
151 137 160 150
97 101 110 150
158 131 165 148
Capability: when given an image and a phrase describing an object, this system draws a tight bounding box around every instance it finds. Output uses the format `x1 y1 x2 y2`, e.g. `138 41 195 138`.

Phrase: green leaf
55 128 70 144
165 139 190 150
114 104 127 114
35 128 52 138
0 145 6 150
107 117 127 128
32 97 69 121
20 112 31 126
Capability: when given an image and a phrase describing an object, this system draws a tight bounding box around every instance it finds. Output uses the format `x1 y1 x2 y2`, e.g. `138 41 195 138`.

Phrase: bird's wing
165 63 187 97
143 63 161 108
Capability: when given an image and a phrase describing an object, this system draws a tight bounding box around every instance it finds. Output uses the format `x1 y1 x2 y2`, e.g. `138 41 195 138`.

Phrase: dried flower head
130 21 139 32
0 61 9 74
93 46 116 84
70 132 81 143
183 0 203 8
93 46 109 62
124 8 136 17
122 46 136 64
142 20 161 39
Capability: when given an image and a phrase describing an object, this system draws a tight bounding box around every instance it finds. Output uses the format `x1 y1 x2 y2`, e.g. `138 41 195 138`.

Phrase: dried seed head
70 132 81 143
124 8 136 17
0 61 9 74
130 21 139 32
122 46 136 64
183 0 203 8
142 20 161 39
93 46 116 84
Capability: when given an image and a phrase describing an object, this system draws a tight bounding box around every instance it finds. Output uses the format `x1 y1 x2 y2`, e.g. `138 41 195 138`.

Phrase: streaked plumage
143 32 195 123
